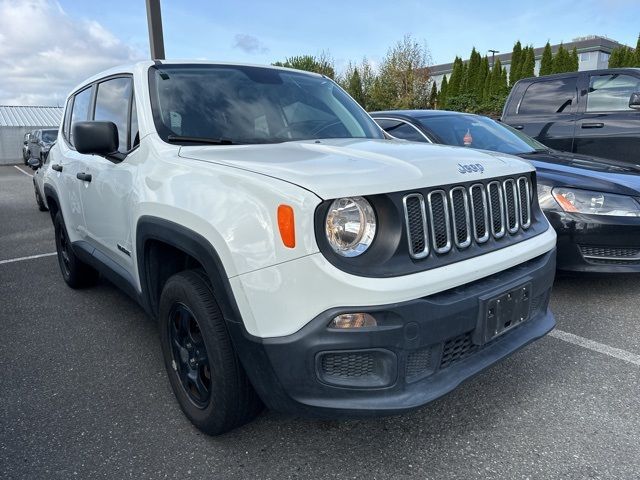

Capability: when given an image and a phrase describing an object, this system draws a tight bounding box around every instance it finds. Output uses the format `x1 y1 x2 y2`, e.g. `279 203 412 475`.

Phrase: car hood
519 150 640 196
179 138 533 199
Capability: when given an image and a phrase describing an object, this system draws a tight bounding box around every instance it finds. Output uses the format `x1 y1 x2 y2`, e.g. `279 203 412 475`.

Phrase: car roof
68 60 325 99
371 109 481 120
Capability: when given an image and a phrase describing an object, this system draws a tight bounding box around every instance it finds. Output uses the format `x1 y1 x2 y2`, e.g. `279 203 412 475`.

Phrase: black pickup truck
501 68 640 165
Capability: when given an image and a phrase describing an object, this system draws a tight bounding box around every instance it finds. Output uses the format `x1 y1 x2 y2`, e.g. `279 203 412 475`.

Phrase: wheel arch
135 216 244 325
43 184 60 222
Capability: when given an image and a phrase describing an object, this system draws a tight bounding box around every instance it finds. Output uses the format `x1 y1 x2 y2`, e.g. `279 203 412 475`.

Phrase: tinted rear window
518 78 576 115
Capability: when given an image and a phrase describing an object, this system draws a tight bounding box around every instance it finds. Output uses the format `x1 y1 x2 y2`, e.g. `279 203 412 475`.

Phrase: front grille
469 184 489 243
321 352 375 378
427 190 452 253
580 245 640 261
449 187 471 248
503 179 519 233
403 194 429 259
439 333 478 369
403 176 533 260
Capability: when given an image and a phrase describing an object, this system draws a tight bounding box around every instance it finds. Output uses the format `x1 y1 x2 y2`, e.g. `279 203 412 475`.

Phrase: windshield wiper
167 134 234 145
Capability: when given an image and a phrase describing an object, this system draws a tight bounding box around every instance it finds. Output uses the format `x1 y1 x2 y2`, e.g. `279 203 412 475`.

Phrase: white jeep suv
43 61 557 435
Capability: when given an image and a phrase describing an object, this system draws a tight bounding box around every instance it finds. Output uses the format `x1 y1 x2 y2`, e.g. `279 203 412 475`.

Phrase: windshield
417 114 548 155
149 64 384 145
42 130 57 143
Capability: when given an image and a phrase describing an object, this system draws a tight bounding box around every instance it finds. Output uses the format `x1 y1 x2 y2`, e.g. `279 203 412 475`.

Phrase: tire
34 183 47 211
54 212 99 288
159 269 262 435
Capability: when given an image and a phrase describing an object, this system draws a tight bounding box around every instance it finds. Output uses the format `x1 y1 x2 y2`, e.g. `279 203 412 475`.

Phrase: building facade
0 105 63 165
430 36 629 88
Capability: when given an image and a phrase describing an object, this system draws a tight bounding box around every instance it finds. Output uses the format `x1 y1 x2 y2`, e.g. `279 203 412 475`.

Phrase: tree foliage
272 52 336 79
609 36 640 67
539 42 553 76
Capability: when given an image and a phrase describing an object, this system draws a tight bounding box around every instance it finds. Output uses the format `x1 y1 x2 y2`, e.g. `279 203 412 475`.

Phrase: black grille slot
403 194 429 259
406 348 433 381
487 181 505 238
517 177 531 229
440 333 478 369
449 187 471 248
428 190 451 253
469 184 489 243
503 179 519 233
321 352 375 378
580 245 640 260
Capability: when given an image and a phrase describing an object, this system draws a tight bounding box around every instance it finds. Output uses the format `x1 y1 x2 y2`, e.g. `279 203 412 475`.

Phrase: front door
77 76 138 273
574 72 640 164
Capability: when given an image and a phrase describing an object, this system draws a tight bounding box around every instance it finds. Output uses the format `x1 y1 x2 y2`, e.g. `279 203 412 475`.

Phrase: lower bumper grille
580 245 640 262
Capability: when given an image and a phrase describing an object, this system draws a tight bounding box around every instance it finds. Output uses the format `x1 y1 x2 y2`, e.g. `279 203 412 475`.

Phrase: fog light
330 313 377 329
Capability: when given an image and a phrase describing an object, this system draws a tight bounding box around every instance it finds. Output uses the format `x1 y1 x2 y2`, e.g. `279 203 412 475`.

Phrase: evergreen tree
438 75 448 109
552 43 570 74
635 35 640 67
609 47 622 68
344 66 366 108
429 82 438 109
539 42 553 76
520 46 535 79
510 41 523 85
448 57 464 97
570 47 579 71
466 48 482 97
624 46 636 67
479 56 490 101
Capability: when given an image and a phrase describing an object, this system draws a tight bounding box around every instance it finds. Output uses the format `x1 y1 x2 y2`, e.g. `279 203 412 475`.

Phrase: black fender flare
135 216 244 325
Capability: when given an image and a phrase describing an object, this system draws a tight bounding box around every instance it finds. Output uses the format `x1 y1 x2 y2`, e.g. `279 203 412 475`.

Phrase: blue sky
1 0 639 105
64 0 640 65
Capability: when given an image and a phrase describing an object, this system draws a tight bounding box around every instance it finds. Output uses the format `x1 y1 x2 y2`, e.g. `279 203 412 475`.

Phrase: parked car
22 132 32 164
371 110 640 272
27 128 58 163
27 153 49 211
43 61 557 435
501 69 640 164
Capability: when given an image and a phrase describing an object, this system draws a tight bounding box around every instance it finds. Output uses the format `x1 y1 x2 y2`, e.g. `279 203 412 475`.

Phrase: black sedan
371 110 640 273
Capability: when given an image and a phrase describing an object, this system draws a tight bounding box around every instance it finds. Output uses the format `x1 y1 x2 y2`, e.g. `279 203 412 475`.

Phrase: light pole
146 0 165 60
489 49 499 68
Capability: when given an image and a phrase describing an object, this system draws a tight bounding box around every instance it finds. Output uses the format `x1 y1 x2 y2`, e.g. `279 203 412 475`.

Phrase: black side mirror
73 121 119 156
629 92 640 109
27 157 41 170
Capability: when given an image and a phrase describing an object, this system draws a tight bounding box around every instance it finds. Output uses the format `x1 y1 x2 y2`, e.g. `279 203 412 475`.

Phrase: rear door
504 76 578 152
574 71 640 163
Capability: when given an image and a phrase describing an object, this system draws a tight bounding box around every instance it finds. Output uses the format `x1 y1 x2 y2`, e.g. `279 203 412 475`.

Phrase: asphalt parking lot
1 164 639 480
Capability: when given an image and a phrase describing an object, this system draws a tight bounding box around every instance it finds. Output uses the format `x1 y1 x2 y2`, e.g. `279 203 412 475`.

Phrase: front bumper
227 249 556 417
546 210 640 273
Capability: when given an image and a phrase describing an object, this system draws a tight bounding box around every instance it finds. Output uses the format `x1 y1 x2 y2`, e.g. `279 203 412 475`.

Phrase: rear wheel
54 212 98 288
159 269 262 435
34 182 47 211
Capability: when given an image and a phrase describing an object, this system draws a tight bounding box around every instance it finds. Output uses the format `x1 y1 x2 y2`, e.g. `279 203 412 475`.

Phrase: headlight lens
325 196 376 257
550 187 640 217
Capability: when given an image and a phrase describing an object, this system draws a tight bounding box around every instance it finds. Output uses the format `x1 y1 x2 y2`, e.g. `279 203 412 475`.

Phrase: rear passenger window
70 87 93 146
94 77 133 152
518 78 576 115
587 74 640 112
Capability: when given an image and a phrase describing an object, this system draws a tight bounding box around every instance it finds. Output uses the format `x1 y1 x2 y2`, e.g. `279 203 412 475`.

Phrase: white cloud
232 34 269 55
0 0 144 106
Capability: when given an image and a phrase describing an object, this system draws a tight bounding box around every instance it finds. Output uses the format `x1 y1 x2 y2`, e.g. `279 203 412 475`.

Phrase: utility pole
146 0 165 60
489 49 499 68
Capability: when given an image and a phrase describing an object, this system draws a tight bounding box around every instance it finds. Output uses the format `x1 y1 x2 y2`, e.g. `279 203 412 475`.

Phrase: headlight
549 187 640 217
325 196 376 257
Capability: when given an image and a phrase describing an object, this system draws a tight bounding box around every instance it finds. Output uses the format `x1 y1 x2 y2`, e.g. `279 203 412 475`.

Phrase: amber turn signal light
277 205 296 248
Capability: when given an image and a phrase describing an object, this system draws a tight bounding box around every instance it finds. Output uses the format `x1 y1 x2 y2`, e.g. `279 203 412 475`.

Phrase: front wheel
159 270 262 435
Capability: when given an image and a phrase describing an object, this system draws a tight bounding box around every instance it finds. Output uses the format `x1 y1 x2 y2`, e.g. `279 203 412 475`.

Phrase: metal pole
489 49 499 68
146 0 165 60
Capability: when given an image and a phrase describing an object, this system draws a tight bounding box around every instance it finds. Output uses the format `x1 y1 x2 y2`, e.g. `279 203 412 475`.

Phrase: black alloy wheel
168 303 212 408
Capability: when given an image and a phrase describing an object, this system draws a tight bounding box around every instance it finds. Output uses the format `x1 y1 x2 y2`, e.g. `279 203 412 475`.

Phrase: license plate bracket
473 282 532 345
